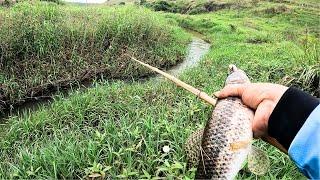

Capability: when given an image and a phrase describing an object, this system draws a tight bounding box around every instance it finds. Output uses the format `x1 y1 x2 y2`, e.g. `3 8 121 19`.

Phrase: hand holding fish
130 57 319 178
214 83 288 138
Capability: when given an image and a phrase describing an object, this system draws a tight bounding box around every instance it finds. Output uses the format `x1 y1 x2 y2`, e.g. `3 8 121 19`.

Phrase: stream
168 37 211 76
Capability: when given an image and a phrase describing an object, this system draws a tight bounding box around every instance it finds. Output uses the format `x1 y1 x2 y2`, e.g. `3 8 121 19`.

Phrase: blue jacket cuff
268 87 319 149
288 105 320 179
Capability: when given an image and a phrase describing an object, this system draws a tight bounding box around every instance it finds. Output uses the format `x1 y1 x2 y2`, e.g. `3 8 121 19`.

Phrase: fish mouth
226 64 250 85
228 64 238 74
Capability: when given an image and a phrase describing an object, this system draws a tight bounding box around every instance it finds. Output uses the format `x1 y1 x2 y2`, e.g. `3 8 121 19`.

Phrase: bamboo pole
129 56 217 106
262 136 288 154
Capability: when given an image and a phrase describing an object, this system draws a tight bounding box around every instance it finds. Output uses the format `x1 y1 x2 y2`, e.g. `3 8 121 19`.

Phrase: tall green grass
0 80 207 178
0 0 319 179
0 2 190 106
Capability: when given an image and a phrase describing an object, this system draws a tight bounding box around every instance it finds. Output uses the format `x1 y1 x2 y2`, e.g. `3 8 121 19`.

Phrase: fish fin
247 146 270 175
230 140 251 151
184 128 204 168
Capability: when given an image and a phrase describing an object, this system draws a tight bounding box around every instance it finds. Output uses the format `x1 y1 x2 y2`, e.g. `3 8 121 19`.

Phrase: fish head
225 64 250 85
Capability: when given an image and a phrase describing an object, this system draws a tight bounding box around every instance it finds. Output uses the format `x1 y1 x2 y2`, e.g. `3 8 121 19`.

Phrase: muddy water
168 37 211 76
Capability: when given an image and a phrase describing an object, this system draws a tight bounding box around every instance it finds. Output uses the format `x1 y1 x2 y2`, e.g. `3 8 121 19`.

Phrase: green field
0 0 319 179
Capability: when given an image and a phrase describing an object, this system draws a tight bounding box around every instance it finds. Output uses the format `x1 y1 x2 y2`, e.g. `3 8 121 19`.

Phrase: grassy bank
0 0 319 179
166 0 319 96
0 2 190 110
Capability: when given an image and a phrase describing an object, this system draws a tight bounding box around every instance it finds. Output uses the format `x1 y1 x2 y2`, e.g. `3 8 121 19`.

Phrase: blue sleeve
288 105 320 179
268 87 319 178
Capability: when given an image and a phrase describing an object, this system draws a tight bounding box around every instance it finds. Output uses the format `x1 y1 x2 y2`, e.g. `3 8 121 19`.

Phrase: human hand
214 83 288 138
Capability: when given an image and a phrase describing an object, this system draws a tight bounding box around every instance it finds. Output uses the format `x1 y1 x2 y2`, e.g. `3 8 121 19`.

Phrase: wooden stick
262 136 288 154
130 56 217 106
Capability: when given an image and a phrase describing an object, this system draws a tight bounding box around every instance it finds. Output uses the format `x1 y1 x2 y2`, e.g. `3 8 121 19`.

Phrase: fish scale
185 65 254 179
196 97 253 179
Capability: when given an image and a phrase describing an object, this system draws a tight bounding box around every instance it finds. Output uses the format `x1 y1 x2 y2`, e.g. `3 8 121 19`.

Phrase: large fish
128 57 269 179
185 65 269 179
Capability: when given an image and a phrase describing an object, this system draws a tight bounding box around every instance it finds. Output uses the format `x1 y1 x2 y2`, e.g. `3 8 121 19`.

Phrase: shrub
0 0 15 6
40 0 64 4
254 4 292 16
153 1 171 11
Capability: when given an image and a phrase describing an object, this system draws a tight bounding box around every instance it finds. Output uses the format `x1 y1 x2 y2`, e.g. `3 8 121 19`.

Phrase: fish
184 65 269 179
128 57 269 179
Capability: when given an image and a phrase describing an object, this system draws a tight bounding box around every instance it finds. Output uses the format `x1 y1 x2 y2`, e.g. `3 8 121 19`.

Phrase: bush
254 4 292 16
0 0 15 6
153 1 171 11
144 0 233 15
40 0 64 4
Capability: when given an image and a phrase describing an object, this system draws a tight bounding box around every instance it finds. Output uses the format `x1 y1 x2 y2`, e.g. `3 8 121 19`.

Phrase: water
168 37 211 76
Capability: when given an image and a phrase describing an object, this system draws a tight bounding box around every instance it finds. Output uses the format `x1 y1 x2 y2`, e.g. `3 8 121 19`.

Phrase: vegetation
0 0 319 179
0 1 190 110
0 0 15 6
165 0 319 96
40 0 64 4
103 0 137 5
142 0 246 15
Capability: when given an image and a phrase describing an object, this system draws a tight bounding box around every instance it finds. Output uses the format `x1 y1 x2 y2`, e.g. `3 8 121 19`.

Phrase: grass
0 1 190 109
103 0 137 5
0 0 319 179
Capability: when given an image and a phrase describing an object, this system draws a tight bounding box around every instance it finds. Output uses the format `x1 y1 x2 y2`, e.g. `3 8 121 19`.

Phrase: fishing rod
130 56 217 106
129 56 288 154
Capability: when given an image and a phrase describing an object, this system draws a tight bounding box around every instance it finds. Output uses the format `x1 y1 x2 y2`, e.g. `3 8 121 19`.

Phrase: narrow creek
1 35 211 119
168 36 211 76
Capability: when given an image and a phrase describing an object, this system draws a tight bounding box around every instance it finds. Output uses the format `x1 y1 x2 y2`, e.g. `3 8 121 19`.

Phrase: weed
254 4 291 16
0 2 190 110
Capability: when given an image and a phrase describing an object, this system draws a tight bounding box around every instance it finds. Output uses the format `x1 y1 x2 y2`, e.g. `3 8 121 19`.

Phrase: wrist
268 87 319 149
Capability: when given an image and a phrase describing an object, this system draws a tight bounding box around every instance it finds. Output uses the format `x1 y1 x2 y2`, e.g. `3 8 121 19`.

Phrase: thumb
252 100 274 138
214 84 246 98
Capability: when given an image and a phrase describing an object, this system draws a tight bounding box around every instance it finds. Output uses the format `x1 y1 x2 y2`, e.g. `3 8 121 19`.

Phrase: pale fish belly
195 97 254 179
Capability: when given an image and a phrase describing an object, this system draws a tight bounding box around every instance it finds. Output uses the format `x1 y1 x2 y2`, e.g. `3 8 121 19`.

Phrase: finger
241 84 269 109
215 84 246 98
252 100 274 138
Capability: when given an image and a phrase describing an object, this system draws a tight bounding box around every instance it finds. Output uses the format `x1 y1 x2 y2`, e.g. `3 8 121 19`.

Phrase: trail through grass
0 0 319 178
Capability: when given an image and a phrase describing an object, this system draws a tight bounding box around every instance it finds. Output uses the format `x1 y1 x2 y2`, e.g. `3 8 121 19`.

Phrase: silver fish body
186 65 254 179
195 97 254 179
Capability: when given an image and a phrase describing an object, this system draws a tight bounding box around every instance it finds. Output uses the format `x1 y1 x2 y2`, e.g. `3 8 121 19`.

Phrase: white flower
162 145 170 153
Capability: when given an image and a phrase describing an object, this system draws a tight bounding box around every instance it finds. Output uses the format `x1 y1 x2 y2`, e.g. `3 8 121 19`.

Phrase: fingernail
213 91 220 97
